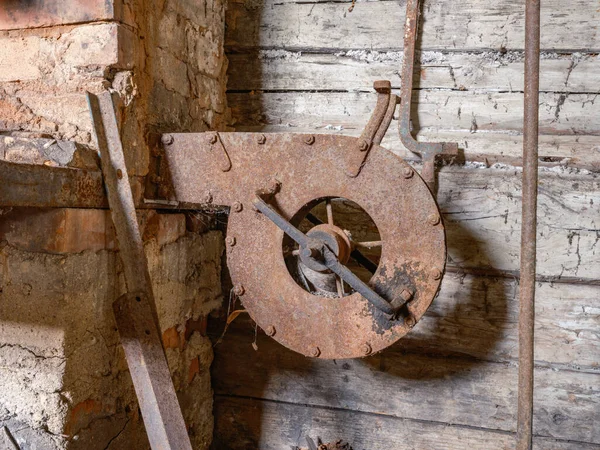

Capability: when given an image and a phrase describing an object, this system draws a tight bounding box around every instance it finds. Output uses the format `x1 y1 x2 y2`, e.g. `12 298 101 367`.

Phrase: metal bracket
346 80 398 178
398 0 458 191
87 92 193 450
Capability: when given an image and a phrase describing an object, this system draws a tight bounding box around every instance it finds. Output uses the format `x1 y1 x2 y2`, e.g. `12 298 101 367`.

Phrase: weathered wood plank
228 91 600 135
213 327 600 444
226 0 600 52
213 397 600 450
227 51 600 94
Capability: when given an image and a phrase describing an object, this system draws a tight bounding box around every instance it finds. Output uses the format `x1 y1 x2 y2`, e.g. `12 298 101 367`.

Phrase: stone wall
0 0 228 448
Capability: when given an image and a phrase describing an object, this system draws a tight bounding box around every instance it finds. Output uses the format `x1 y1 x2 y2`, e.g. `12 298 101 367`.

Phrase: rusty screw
225 236 236 247
116 169 123 180
204 192 213 204
304 135 315 145
400 288 414 302
208 134 218 144
403 167 414 178
265 325 276 336
405 316 416 327
432 268 443 280
257 134 266 145
232 201 243 213
428 213 440 226
362 343 372 356
233 285 245 296
161 134 174 146
359 140 369 152
310 347 321 357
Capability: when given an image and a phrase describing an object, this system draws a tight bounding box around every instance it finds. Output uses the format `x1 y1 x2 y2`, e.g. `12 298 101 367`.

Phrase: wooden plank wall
212 1 600 448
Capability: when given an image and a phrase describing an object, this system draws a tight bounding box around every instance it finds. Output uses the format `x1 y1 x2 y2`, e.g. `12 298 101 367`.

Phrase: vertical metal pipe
517 1 540 449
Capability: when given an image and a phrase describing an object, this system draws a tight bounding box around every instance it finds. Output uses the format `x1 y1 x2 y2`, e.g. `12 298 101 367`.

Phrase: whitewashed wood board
227 51 600 94
226 0 600 51
214 397 600 450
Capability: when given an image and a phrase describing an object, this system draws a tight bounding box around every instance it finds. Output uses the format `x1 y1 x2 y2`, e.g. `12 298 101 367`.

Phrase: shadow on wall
210 1 509 448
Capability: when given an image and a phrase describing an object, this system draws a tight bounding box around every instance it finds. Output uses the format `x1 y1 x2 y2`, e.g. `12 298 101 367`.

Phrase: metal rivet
266 325 276 336
232 202 243 213
233 285 245 296
400 288 414 302
204 192 213 204
403 167 414 178
304 135 315 145
362 343 372 355
428 213 440 226
405 316 416 327
225 236 236 247
161 134 174 146
257 134 266 145
310 347 321 357
432 268 443 280
266 179 281 195
359 140 369 152
209 134 218 144
116 169 123 180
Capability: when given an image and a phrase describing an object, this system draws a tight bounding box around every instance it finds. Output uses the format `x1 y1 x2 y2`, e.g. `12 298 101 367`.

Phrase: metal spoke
326 198 334 225
355 240 383 249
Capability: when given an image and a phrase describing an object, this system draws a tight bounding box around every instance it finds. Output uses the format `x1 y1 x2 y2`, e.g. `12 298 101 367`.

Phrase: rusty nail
403 167 414 178
373 80 392 92
405 316 416 327
225 236 236 247
161 134 174 146
233 285 245 296
359 140 369 152
362 343 372 355
150 174 162 184
257 134 266 145
310 347 321 357
232 202 243 213
205 192 213 204
266 325 276 336
116 169 123 180
428 213 440 226
304 135 315 145
432 268 443 280
209 134 218 144
400 288 414 302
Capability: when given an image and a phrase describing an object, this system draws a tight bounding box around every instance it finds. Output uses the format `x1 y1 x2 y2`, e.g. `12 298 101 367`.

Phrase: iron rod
517 1 541 449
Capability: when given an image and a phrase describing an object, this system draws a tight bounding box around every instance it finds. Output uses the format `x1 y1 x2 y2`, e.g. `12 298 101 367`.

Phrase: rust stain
162 326 181 350
188 356 201 384
64 398 103 436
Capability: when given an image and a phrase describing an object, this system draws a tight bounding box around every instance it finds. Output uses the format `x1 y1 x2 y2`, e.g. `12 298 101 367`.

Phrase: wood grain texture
212 326 600 443
213 397 600 450
226 0 600 52
227 51 600 94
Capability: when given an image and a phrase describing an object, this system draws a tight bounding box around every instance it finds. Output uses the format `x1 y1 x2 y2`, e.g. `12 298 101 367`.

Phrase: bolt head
161 134 174 146
403 167 414 178
432 268 443 280
257 134 266 144
116 169 123 180
310 347 321 357
362 343 372 355
233 285 245 296
359 140 369 152
400 288 414 302
266 325 276 336
232 202 243 213
428 213 441 226
225 236 236 247
405 316 416 327
304 135 315 145
208 134 218 144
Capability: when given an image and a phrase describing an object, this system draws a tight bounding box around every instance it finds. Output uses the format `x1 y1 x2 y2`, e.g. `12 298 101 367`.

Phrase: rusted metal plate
0 0 115 30
163 132 446 359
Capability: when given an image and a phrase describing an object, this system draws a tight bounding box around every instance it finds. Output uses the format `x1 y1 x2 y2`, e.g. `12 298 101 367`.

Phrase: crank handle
253 194 407 316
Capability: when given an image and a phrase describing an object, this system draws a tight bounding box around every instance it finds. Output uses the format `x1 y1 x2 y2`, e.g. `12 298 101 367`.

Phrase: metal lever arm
253 195 403 316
